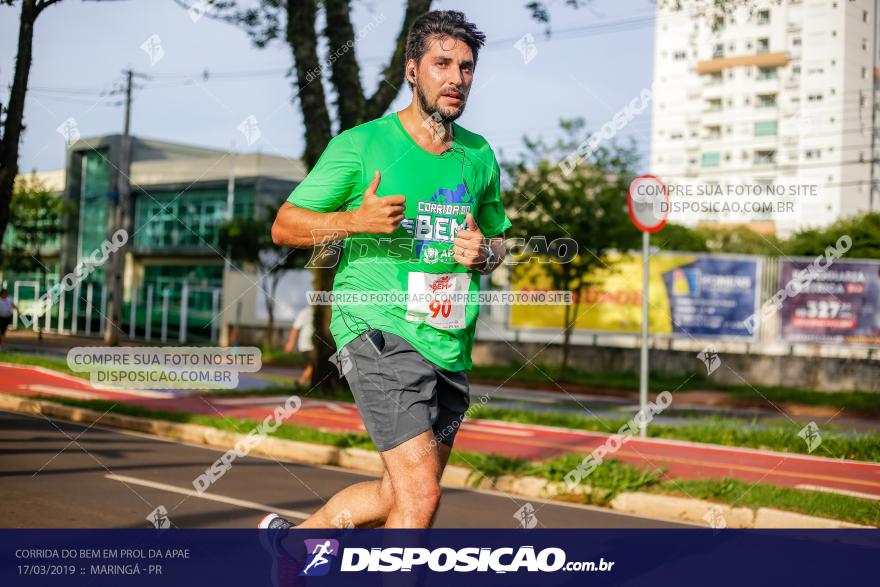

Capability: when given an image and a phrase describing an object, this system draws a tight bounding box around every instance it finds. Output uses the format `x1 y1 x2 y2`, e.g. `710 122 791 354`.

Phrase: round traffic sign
627 174 669 233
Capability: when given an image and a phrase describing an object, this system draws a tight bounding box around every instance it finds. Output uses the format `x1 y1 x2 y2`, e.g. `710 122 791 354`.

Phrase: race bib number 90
405 271 472 330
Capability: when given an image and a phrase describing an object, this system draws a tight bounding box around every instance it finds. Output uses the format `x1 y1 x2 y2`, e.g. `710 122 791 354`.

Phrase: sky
0 0 658 174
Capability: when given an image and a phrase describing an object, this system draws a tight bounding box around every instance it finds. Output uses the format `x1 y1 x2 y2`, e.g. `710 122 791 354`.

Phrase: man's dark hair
405 10 486 87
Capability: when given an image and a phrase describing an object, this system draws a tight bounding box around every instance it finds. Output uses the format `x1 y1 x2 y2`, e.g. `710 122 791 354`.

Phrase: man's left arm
453 154 511 274
454 216 506 274
478 231 506 275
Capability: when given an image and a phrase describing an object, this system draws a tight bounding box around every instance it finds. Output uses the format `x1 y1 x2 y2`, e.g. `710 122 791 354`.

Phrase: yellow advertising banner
509 253 698 334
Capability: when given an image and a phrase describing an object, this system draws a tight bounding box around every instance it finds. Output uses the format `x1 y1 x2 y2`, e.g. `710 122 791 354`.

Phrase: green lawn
469 362 880 415
658 477 880 527
16 395 879 527
0 352 81 378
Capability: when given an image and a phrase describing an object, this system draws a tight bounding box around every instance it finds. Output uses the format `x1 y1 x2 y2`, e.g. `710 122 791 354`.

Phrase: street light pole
104 69 136 345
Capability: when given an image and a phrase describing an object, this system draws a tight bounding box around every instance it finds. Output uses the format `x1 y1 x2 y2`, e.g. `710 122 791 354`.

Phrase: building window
757 93 777 108
757 38 770 53
702 152 721 167
793 37 802 46
757 67 778 79
707 71 723 85
673 50 687 60
754 150 776 165
757 9 770 25
705 125 721 139
805 149 821 160
713 43 724 58
134 190 255 251
706 98 722 112
754 121 778 136
807 93 823 102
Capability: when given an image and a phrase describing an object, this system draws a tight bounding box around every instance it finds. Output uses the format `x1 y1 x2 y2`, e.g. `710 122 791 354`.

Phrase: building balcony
696 51 790 75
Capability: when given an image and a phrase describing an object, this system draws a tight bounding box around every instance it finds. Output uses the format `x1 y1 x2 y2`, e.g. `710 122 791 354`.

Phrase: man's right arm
271 203 361 248
272 170 405 248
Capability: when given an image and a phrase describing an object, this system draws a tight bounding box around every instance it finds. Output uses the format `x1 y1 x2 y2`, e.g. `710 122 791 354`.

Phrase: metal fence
6 280 222 344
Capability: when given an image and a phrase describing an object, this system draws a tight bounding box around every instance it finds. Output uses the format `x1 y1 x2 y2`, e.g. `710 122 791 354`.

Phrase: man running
0 288 18 350
260 10 510 530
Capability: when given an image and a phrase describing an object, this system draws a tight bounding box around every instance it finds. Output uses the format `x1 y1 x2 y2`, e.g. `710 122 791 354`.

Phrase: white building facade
650 0 879 236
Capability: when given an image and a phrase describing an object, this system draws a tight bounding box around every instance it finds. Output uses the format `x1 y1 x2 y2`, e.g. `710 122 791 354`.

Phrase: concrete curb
1 394 871 529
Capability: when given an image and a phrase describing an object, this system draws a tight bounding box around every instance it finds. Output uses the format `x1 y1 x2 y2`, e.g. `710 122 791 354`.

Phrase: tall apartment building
650 0 878 236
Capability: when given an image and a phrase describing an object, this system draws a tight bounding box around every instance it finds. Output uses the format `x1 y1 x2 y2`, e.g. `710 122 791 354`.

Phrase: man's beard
417 84 466 123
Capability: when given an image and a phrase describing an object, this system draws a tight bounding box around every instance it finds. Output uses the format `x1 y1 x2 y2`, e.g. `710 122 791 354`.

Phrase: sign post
626 175 669 436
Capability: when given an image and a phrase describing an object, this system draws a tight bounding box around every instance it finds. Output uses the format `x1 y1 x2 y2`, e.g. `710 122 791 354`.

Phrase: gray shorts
329 329 470 453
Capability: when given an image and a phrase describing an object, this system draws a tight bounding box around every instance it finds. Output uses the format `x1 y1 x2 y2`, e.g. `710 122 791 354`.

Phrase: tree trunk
0 0 40 247
561 303 573 380
284 0 431 392
560 272 579 380
286 0 337 391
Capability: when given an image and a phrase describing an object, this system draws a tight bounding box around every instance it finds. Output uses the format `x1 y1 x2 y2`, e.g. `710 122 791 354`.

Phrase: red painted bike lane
3 362 879 498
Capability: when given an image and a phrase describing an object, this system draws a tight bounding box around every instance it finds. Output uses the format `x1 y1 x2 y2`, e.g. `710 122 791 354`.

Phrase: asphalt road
0 411 688 529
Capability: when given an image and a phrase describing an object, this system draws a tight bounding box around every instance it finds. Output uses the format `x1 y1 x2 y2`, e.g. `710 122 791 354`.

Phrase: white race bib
405 271 472 330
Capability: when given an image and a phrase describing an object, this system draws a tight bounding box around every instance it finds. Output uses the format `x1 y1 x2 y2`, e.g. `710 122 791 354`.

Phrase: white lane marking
462 422 534 437
795 484 880 501
312 400 350 414
211 396 293 406
104 473 310 520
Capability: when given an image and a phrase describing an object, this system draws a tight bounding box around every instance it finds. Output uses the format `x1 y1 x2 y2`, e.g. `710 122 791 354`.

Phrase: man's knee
378 475 395 510
394 478 441 512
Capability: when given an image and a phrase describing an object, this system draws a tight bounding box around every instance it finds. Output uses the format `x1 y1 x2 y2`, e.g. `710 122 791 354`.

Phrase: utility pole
104 69 142 345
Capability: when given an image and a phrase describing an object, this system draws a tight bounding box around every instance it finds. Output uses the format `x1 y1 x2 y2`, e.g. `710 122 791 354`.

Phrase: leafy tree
174 0 588 388
0 0 64 251
783 213 880 260
651 223 708 253
2 174 66 270
502 119 641 376
656 0 786 18
1 173 70 339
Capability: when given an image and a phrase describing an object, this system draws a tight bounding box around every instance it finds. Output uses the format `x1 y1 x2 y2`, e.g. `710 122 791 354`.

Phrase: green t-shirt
286 112 512 371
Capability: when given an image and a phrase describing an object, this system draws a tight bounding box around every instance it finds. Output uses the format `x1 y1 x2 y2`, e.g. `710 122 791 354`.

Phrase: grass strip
12 395 878 526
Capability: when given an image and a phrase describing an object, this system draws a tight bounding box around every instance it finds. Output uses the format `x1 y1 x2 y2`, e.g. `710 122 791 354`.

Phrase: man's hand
454 213 489 270
350 171 406 234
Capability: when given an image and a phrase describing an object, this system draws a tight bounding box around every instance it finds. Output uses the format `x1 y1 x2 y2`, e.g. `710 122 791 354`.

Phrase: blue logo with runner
300 538 339 576
429 183 472 204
